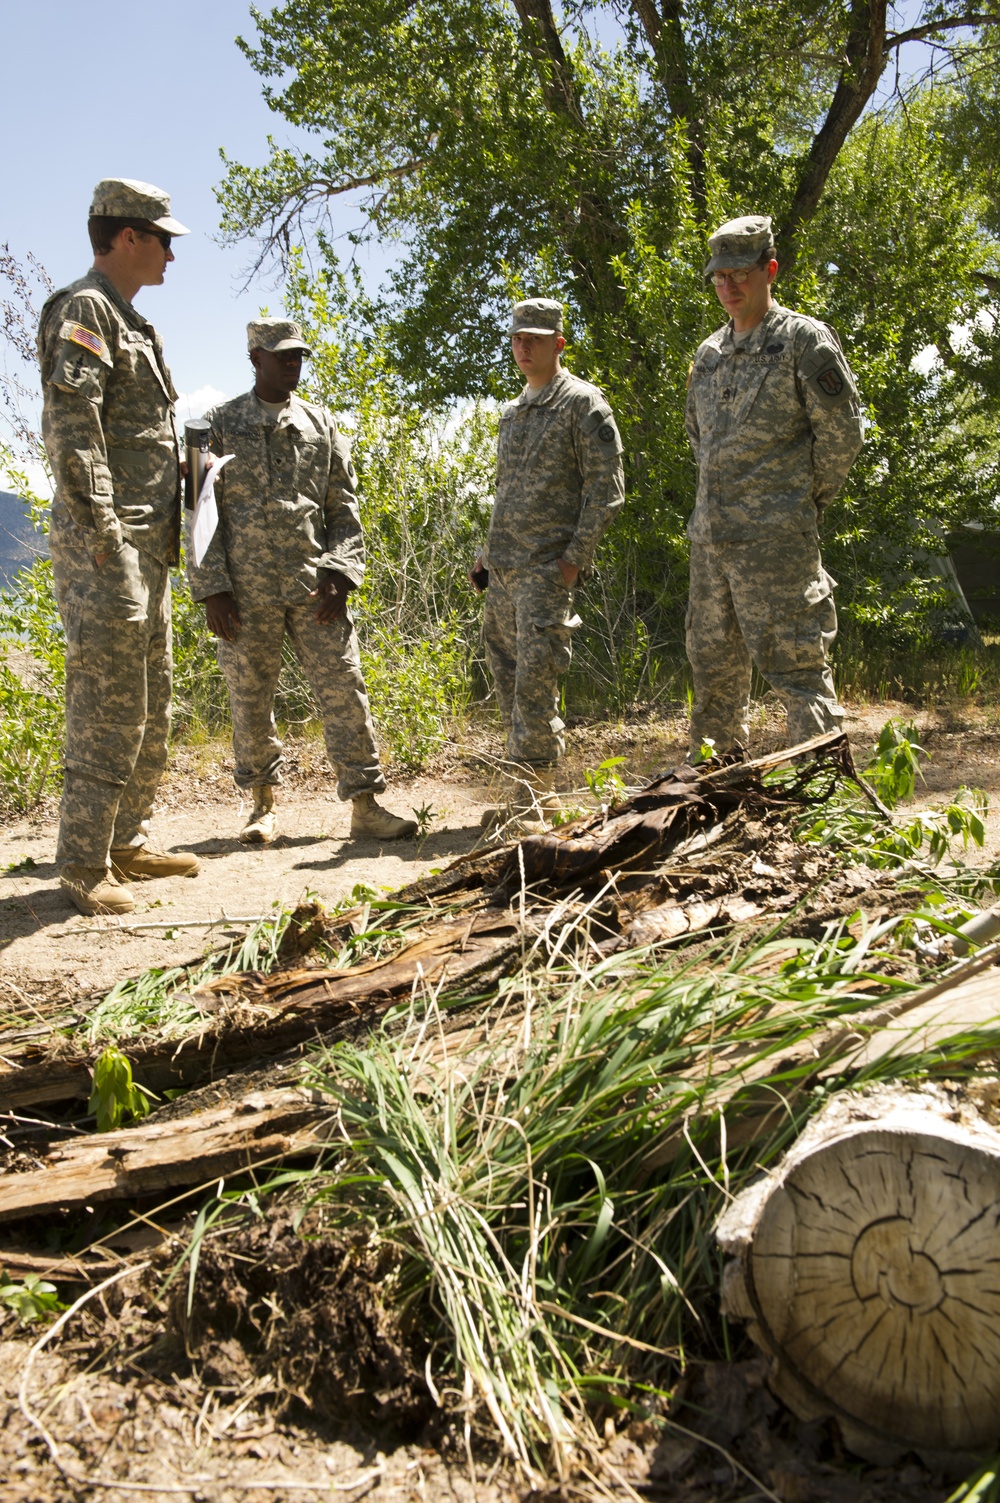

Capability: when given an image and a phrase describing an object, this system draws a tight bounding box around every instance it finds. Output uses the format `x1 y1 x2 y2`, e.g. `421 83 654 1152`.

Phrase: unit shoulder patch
816 367 844 397
583 406 622 456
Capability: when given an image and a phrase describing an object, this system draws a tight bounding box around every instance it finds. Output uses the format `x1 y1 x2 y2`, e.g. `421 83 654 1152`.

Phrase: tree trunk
717 1082 1000 1465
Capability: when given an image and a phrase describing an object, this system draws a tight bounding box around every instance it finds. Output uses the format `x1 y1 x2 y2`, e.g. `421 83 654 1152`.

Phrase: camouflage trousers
50 534 171 868
483 563 581 766
685 534 844 754
216 599 385 801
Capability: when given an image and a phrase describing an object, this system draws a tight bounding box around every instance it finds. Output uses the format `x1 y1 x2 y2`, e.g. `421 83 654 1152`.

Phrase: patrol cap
89 178 189 236
509 298 564 336
246 318 313 355
704 215 775 277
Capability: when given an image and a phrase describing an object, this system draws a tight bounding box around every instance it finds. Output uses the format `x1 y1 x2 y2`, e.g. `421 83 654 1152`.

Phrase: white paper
191 454 234 568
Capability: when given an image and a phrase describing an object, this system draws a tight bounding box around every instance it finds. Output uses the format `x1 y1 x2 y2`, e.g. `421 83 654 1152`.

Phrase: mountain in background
0 492 48 591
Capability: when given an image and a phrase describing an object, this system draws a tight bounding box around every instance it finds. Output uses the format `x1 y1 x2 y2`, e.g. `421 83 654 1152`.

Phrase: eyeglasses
710 268 754 286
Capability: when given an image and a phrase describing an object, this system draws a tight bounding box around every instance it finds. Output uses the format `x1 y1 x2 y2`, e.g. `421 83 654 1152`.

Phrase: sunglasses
133 225 173 251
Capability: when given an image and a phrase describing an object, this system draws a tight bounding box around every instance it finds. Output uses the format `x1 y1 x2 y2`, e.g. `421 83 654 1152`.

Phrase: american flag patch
67 324 108 360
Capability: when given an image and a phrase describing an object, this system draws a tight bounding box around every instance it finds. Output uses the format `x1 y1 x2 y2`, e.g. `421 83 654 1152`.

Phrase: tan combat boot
350 791 418 840
60 865 136 917
111 844 200 880
239 786 277 845
508 763 558 836
481 764 558 839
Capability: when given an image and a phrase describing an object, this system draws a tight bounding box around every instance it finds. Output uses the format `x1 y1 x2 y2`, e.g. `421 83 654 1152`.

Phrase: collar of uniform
516 367 570 408
251 390 307 431
88 269 152 334
724 302 783 355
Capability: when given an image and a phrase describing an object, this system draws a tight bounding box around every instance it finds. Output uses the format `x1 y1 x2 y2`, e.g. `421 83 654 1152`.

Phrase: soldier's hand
205 592 241 641
469 555 488 592
312 572 350 623
556 557 580 588
94 553 110 568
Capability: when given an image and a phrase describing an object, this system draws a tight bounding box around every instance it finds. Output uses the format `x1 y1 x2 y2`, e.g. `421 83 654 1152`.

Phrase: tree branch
510 0 582 121
783 3 1000 270
886 12 1000 48
782 0 888 271
301 158 426 203
231 158 425 282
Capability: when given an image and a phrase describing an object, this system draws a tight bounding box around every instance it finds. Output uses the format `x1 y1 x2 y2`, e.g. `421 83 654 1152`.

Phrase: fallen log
0 1087 334 1222
498 730 855 891
716 1082 1000 1466
0 913 519 1111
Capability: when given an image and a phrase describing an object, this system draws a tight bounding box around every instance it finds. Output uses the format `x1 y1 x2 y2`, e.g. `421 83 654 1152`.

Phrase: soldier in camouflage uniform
187 319 415 844
38 178 200 916
471 299 624 831
684 215 864 758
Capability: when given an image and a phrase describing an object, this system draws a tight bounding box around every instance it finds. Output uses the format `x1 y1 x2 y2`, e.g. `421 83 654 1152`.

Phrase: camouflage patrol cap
246 318 313 355
704 215 775 277
509 299 564 336
89 178 189 235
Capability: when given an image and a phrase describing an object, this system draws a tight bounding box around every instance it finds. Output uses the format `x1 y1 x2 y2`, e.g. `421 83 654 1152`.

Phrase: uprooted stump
494 729 864 894
717 1082 1000 1467
0 729 881 1120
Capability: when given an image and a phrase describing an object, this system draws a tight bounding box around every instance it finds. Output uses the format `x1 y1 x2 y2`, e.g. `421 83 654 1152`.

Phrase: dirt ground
3 697 1000 1503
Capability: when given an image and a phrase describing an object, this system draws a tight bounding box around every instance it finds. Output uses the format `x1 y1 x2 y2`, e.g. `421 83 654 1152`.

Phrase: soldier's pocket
107 446 176 508
64 602 147 677
529 608 582 678
763 591 838 675
64 605 109 680
90 541 147 618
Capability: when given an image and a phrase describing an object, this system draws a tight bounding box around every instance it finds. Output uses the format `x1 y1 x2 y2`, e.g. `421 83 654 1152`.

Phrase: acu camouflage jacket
685 303 864 545
187 390 366 606
37 271 181 564
485 368 624 573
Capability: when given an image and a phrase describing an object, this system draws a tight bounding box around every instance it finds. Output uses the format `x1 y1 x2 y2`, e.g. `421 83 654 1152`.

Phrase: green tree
219 0 1000 399
217 2 1000 674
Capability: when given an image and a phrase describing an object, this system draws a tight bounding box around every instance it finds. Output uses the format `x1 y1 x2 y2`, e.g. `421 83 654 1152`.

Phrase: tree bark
510 0 580 120
0 914 519 1111
717 1083 1000 1465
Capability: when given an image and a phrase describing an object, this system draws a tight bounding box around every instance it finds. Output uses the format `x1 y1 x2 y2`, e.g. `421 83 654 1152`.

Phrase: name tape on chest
66 324 109 361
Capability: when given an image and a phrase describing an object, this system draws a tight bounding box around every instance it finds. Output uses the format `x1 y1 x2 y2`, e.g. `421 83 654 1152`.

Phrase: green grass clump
290 913 937 1471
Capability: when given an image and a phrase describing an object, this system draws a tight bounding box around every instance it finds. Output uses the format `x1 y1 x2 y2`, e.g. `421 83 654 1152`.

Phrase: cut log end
717 1084 1000 1463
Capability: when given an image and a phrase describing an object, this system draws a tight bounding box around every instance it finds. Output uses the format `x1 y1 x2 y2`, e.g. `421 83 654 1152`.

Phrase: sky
1 0 388 493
